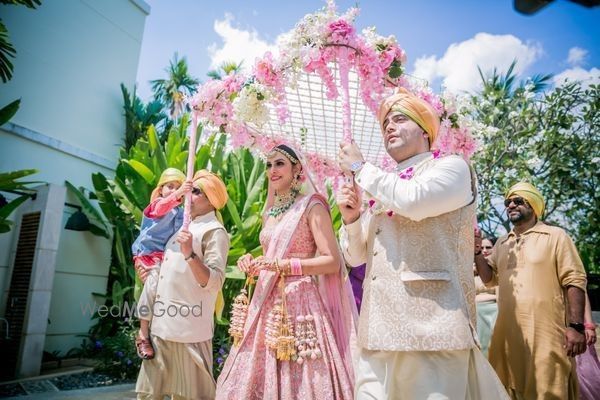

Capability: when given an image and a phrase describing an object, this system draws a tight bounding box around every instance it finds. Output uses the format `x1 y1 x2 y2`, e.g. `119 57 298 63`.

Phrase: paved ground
1 384 136 400
2 312 598 399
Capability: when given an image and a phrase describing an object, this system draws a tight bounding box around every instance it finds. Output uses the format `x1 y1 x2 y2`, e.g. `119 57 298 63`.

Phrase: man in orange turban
337 90 508 399
137 169 230 399
192 169 228 210
475 181 586 399
376 87 440 147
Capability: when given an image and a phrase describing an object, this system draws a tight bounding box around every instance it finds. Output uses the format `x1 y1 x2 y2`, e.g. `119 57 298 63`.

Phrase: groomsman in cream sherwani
337 88 509 400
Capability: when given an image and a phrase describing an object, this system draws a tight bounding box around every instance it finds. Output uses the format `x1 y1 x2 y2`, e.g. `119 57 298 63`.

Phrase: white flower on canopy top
233 82 271 127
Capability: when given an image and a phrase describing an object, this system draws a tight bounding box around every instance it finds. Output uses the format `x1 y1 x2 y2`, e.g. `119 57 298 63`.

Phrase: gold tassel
275 270 296 361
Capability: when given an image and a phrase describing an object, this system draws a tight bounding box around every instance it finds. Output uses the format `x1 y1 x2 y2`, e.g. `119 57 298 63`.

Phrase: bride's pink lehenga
216 194 355 400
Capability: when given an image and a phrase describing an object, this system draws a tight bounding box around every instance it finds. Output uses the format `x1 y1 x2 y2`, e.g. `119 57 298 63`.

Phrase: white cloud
553 67 600 88
567 47 588 67
207 13 276 72
411 33 542 93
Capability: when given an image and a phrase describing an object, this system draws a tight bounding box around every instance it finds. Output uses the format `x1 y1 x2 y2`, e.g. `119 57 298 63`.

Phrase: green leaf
225 264 246 280
64 181 108 231
88 223 110 239
123 159 155 184
0 221 12 233
195 144 211 172
388 64 403 79
224 197 244 233
147 125 168 171
243 172 265 216
209 134 227 172
0 99 20 125
0 194 29 219
0 169 38 188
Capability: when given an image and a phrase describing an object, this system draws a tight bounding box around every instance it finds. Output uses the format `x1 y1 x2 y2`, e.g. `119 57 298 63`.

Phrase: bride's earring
291 175 301 192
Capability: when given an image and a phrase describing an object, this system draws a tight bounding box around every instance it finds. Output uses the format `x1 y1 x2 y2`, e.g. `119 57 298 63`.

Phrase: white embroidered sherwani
340 152 509 400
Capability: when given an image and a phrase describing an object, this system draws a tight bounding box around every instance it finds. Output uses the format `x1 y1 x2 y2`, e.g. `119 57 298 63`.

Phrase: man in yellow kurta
475 182 587 400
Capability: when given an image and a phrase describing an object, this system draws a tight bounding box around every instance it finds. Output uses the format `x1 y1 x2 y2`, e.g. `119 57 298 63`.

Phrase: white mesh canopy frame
244 63 389 168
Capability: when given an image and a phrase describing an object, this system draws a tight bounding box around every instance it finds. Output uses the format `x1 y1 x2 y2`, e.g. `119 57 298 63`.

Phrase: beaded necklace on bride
268 179 300 218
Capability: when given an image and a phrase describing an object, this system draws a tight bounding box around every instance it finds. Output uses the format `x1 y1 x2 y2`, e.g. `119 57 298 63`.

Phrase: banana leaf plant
0 169 38 233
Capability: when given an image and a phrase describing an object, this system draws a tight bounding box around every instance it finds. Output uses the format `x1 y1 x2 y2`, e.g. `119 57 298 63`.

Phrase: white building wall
0 0 149 365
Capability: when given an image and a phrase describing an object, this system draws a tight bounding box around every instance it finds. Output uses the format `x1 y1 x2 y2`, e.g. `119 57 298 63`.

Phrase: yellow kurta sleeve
484 244 499 287
555 230 587 291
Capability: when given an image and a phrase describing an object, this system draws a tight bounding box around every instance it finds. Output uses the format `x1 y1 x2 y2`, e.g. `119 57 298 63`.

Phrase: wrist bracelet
290 258 303 276
274 258 281 275
185 251 196 261
584 322 597 330
569 322 585 334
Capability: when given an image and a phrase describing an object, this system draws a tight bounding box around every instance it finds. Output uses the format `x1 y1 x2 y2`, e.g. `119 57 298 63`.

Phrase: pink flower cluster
187 74 245 129
400 81 479 160
328 19 355 44
378 44 406 71
435 120 478 160
254 52 280 87
253 52 290 125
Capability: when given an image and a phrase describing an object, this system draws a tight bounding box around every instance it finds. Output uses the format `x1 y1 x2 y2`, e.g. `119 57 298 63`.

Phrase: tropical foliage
0 169 38 233
120 84 168 152
150 53 200 120
84 113 267 341
0 0 42 82
1 0 43 129
471 63 600 272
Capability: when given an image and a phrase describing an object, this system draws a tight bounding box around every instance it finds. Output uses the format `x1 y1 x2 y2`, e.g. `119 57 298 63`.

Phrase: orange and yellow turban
192 170 228 210
377 88 440 146
150 167 186 201
505 182 545 218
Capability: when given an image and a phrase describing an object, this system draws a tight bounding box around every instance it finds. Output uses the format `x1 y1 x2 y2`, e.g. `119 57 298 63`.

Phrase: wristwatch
349 160 365 175
185 251 197 261
569 322 585 334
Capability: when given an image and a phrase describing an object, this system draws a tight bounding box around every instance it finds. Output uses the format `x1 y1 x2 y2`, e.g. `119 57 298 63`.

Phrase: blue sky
136 0 600 100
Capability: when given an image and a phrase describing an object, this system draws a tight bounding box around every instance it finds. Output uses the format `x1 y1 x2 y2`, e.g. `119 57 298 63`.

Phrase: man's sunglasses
504 196 527 208
192 187 203 195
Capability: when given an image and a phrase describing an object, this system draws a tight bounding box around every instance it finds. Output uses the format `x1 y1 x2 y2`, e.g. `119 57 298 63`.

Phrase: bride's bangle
290 258 303 276
274 258 281 275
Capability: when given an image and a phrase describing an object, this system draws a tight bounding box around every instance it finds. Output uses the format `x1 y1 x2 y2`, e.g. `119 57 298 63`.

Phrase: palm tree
0 0 42 82
121 84 168 151
206 60 244 80
150 54 199 119
477 60 551 100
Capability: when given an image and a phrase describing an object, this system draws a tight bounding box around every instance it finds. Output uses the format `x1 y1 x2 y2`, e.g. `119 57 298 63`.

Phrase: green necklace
268 189 299 218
